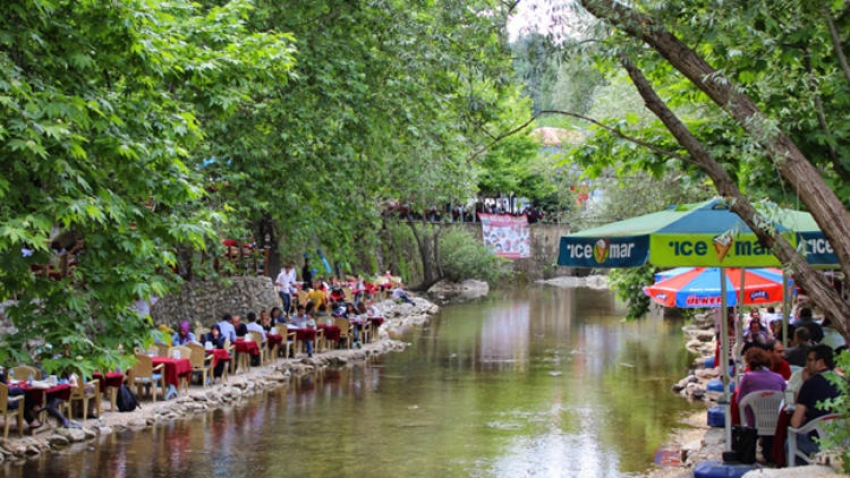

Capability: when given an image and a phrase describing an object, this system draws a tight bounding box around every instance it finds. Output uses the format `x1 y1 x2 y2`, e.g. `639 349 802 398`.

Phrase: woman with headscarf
172 320 196 345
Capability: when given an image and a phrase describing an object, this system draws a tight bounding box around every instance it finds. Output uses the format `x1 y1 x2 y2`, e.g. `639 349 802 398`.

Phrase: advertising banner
479 213 530 259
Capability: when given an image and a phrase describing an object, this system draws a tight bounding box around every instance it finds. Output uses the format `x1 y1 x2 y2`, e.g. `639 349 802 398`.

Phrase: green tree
0 0 295 373
198 0 523 283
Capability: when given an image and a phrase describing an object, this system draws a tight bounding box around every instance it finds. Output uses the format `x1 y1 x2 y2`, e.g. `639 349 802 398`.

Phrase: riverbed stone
128 418 148 428
0 298 436 466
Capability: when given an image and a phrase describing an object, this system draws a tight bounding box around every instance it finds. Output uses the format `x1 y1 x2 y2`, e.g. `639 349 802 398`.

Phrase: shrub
438 229 509 284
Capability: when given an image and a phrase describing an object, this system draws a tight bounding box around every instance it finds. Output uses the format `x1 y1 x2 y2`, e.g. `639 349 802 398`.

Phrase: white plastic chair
737 390 784 436
787 413 842 467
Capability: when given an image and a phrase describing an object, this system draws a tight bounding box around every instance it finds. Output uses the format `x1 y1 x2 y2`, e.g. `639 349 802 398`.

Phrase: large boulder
427 280 489 304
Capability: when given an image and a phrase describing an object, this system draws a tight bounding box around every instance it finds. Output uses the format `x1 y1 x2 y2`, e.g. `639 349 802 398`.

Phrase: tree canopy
0 0 525 373
522 0 850 338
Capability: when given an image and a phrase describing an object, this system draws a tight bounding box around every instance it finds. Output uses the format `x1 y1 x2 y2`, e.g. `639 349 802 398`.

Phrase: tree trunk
623 60 850 341
255 213 279 279
406 220 443 290
582 0 850 274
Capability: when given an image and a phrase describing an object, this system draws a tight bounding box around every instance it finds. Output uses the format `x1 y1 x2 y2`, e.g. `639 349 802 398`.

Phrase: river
7 286 699 477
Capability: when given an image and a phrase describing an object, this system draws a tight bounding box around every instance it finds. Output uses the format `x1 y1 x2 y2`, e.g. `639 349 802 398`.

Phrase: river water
7 286 698 477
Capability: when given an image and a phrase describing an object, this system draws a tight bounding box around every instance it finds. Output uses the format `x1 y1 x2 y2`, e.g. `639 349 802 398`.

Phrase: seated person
789 345 842 464
363 298 381 318
392 282 415 305
217 314 237 343
736 347 786 460
232 314 248 338
293 304 317 357
289 305 309 329
204 325 227 378
1 371 42 429
766 340 792 380
743 318 769 347
172 321 196 346
786 327 813 368
205 324 227 349
329 285 345 304
258 309 274 333
244 312 267 340
306 281 328 315
270 307 287 325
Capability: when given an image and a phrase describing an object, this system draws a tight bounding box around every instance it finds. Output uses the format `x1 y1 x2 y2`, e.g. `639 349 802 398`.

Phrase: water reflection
7 286 697 478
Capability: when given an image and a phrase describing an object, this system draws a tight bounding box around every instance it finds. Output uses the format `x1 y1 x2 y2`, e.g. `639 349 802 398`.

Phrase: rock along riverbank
0 297 440 465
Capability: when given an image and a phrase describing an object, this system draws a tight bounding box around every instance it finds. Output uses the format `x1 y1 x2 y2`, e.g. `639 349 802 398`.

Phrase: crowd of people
726 304 847 466
157 266 411 365
381 202 547 224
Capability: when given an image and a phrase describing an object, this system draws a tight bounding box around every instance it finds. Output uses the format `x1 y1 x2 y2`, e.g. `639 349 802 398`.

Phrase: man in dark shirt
790 345 842 461
785 327 813 367
232 314 248 338
793 307 824 344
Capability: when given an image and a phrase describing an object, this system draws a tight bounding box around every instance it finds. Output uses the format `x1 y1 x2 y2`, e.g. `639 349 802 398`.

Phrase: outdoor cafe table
92 371 124 410
16 381 72 407
266 333 284 348
151 357 192 389
316 324 340 342
205 349 231 369
233 339 260 357
289 328 316 354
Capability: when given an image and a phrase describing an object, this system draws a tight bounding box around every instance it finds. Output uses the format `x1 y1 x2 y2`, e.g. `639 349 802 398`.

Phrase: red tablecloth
205 349 231 368
317 324 340 342
92 372 124 389
267 334 283 347
368 317 385 328
234 340 260 356
16 382 71 404
152 357 192 388
293 328 316 342
772 407 793 467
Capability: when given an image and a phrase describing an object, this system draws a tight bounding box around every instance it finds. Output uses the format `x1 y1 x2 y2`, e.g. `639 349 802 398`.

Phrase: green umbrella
558 198 836 268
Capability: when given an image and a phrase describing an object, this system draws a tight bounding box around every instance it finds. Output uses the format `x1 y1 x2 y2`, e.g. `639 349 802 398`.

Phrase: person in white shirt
274 262 297 315
217 314 237 343
245 312 267 341
363 298 381 318
292 305 317 357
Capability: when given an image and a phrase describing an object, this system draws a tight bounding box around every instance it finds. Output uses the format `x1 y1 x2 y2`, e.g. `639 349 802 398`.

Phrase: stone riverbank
0 297 439 465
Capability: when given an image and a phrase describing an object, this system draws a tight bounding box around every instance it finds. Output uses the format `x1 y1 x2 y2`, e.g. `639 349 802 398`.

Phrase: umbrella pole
782 270 790 348
736 268 746 370
720 266 732 452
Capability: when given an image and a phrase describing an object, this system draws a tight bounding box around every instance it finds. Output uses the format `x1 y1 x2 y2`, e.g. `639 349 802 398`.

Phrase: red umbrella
643 267 792 308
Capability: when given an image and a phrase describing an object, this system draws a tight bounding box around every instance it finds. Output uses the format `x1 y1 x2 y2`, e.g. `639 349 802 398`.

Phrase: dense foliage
0 0 525 373
438 229 510 285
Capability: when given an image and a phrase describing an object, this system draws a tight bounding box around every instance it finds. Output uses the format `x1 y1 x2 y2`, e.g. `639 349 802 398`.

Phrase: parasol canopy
557 199 836 268
643 267 793 308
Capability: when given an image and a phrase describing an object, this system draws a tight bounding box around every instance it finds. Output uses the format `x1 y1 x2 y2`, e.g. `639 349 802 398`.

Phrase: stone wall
453 222 569 280
150 276 279 328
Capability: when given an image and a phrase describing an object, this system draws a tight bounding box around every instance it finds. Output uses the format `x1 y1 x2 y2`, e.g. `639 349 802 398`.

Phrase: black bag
116 384 140 412
730 425 758 464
